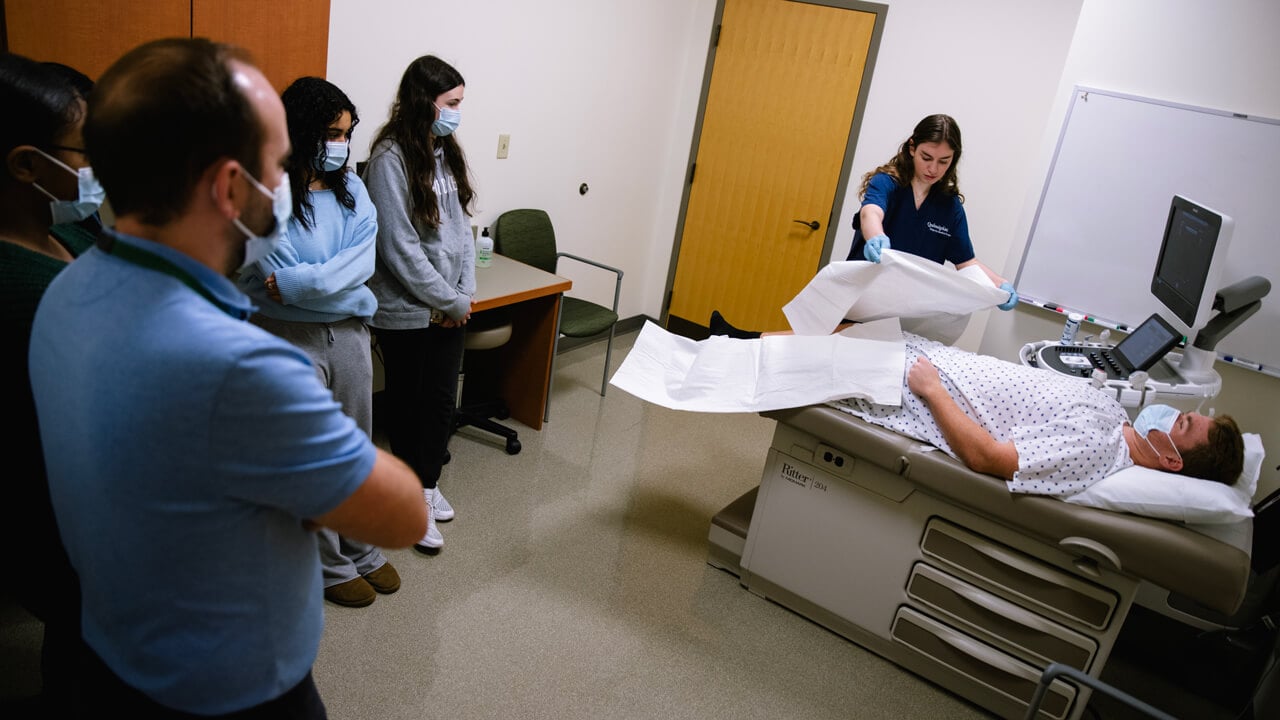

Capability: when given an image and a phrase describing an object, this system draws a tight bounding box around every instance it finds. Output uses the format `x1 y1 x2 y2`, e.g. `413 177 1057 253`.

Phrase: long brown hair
371 55 475 228
858 113 964 202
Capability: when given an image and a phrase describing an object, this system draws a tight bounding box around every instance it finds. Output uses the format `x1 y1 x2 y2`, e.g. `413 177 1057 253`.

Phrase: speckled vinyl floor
2 326 1248 719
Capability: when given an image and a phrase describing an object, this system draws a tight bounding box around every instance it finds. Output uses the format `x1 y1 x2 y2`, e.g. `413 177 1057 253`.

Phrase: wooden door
666 0 879 334
192 0 329 93
2 0 327 93
3 0 191 80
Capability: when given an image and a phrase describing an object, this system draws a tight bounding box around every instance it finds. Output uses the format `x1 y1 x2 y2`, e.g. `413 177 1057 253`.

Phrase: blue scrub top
848 172 975 265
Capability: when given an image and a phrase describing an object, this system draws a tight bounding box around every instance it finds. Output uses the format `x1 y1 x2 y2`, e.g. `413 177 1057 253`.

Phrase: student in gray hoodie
364 54 475 553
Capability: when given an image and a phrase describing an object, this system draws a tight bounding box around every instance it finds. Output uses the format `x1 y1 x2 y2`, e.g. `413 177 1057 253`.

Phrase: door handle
792 219 820 231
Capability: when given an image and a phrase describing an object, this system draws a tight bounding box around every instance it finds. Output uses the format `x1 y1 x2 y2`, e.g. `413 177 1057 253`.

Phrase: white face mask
32 148 105 224
232 168 292 272
315 140 349 173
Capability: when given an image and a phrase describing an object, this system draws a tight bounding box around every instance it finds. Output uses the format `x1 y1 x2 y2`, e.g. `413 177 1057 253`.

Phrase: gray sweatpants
251 314 389 585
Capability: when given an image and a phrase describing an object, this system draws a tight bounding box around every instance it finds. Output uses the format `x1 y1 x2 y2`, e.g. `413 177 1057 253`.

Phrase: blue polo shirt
29 229 375 714
847 172 975 265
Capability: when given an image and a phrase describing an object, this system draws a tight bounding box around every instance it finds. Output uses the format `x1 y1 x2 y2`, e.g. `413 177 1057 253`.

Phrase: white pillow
1064 433 1265 524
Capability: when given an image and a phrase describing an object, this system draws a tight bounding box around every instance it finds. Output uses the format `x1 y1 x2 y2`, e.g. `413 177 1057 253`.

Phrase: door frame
660 0 888 335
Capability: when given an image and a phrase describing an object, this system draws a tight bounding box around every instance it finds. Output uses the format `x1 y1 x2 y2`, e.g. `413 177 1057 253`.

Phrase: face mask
315 140 349 173
232 168 292 272
1133 403 1179 437
432 104 461 136
1133 403 1182 465
32 148 105 224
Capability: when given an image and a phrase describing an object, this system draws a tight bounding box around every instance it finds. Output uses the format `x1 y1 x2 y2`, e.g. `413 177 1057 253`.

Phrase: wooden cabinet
3 0 328 91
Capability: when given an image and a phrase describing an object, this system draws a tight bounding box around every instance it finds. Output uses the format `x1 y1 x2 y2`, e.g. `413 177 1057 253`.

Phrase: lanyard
96 232 244 319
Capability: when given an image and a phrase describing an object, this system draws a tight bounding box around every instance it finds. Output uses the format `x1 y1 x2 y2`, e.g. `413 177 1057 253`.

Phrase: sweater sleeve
274 175 378 305
364 143 467 313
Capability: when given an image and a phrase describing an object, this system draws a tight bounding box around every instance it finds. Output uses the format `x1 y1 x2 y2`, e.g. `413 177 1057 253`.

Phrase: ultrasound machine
1020 194 1271 413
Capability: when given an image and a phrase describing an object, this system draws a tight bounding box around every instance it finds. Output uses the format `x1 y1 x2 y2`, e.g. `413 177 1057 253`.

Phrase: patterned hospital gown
834 333 1134 496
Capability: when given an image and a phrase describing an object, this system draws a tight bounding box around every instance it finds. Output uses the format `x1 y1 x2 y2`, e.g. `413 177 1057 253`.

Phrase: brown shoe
363 562 401 594
324 576 376 607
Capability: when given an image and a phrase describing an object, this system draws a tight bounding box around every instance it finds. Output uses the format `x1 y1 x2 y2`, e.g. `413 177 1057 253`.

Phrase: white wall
827 0 1083 350
327 0 716 314
329 0 1277 494
979 0 1280 497
327 0 1080 330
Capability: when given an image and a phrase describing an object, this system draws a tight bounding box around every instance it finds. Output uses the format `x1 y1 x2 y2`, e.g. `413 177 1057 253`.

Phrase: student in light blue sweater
238 76 400 608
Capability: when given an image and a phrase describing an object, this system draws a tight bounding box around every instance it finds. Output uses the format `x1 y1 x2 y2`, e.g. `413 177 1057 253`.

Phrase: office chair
450 314 521 455
491 209 622 421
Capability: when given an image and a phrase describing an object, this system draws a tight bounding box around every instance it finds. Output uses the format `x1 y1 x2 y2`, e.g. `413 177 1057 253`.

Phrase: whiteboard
1015 86 1280 372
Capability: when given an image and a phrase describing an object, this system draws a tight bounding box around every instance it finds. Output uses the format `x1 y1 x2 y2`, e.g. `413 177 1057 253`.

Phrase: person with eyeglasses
0 51 102 715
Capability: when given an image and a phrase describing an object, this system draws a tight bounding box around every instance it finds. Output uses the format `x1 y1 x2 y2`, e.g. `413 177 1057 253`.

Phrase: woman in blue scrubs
711 114 1016 338
847 114 1017 309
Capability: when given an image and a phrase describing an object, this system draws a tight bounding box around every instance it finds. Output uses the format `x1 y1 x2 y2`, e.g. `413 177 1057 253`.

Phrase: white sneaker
416 489 444 552
431 487 455 522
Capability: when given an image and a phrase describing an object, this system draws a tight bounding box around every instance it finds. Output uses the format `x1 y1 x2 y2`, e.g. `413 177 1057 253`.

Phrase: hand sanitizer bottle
476 227 493 268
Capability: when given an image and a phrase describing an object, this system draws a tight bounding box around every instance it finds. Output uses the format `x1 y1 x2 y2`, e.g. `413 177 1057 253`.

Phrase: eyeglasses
45 144 88 155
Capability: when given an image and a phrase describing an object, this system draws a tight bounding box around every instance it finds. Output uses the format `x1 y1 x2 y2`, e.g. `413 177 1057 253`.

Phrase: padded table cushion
762 405 1252 616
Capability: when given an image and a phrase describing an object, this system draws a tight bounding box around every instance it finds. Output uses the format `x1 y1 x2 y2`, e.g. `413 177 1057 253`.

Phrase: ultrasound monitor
1150 195 1234 338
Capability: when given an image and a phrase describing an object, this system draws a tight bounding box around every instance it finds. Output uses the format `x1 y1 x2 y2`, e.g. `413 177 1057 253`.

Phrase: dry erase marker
1223 356 1263 371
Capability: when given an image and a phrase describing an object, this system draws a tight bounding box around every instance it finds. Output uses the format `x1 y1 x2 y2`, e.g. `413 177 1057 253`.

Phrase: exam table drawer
892 606 1077 720
921 519 1119 630
906 563 1097 670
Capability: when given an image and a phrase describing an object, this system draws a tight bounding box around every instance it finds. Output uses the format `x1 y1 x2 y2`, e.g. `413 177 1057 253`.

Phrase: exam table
707 404 1253 720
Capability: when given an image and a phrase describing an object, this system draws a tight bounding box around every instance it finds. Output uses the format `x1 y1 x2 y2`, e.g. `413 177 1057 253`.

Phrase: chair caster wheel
505 438 521 455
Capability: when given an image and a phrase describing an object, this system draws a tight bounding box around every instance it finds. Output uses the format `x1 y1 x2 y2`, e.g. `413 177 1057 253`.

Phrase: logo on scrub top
926 222 952 237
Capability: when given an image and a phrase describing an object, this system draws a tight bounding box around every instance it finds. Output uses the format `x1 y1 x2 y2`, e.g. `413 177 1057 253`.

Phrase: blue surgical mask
1133 403 1183 465
315 140 349 173
1133 403 1179 438
432 104 461 137
233 169 292 272
32 148 105 224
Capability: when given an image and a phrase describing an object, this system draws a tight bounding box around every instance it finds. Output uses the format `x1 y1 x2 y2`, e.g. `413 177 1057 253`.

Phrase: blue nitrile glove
998 282 1019 311
863 234 890 263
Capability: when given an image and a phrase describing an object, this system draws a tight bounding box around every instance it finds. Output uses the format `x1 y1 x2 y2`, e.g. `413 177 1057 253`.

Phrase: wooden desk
468 254 571 430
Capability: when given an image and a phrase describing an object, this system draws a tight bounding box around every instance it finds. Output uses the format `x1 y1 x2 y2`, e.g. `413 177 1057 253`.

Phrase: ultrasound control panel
1040 344 1128 379
1030 342 1188 385
1020 339 1218 410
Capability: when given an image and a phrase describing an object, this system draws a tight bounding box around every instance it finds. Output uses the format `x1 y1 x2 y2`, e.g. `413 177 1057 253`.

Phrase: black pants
76 646 326 719
373 323 465 489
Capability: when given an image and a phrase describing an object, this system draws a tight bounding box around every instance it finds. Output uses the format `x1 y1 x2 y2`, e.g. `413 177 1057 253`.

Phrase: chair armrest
556 252 624 312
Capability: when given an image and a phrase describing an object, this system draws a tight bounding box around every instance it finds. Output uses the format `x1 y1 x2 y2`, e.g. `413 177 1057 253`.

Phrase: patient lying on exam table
834 332 1245 496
